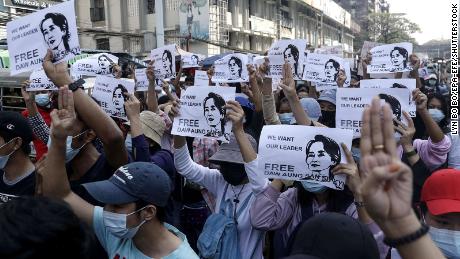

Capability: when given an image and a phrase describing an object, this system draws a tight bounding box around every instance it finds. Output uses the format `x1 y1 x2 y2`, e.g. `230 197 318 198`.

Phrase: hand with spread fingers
21 80 34 104
359 97 413 225
50 86 78 140
226 100 245 132
280 61 297 100
146 60 156 82
332 143 361 196
43 49 73 87
393 111 415 148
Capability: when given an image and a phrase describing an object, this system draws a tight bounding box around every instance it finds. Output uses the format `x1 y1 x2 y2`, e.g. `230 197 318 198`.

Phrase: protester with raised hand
360 97 445 259
171 99 267 259
41 87 198 259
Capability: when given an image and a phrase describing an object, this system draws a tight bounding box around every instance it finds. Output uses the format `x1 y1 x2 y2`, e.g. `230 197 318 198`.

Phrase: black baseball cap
0 111 33 145
283 213 379 259
83 162 172 207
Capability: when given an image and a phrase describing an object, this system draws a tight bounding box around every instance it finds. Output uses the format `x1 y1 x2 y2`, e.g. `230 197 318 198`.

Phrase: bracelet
354 201 365 208
404 149 417 158
383 223 429 247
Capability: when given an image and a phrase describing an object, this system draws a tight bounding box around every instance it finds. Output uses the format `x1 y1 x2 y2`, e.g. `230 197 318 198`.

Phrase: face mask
429 109 445 123
319 110 336 127
300 180 328 193
220 163 247 186
429 226 460 258
428 79 437 86
279 113 294 125
47 131 88 163
35 94 50 107
103 206 149 239
0 139 17 169
351 147 361 164
125 134 133 152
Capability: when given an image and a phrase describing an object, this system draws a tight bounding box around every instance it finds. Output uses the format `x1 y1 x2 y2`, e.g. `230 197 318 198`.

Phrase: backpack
197 184 252 259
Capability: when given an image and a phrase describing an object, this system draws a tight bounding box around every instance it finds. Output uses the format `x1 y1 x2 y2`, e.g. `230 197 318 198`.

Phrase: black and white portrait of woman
191 54 199 65
203 92 229 140
112 84 128 115
323 59 340 83
379 93 402 122
305 135 341 182
97 54 115 75
228 56 243 80
389 47 409 72
40 12 75 62
162 50 173 76
283 44 300 79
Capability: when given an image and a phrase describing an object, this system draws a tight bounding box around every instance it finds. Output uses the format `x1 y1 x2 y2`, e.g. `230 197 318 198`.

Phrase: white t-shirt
93 206 198 259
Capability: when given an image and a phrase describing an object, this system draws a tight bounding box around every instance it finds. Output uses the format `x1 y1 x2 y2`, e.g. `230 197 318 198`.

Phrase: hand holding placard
226 100 245 132
43 50 73 87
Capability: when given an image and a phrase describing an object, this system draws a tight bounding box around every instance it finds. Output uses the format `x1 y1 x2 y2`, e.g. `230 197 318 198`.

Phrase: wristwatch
68 78 85 92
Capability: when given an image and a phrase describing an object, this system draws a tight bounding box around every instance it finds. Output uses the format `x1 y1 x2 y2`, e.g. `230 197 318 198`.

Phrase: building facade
0 0 361 58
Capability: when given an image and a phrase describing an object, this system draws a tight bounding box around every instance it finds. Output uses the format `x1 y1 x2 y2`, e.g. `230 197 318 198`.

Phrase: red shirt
21 107 52 160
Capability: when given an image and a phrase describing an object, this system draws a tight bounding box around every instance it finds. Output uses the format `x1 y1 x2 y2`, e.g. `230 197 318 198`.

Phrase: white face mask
429 226 460 259
428 109 445 123
102 206 149 239
47 131 88 163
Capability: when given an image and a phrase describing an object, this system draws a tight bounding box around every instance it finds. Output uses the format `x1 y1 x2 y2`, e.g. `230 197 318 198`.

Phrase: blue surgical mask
300 180 328 193
429 226 460 259
0 139 17 169
351 147 361 164
35 93 50 107
428 109 445 123
47 131 88 163
279 113 294 125
103 206 149 239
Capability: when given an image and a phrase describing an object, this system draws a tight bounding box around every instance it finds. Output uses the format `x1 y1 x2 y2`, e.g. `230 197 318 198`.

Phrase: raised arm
42 87 94 226
258 59 281 125
145 60 159 113
227 100 257 162
409 54 422 89
360 98 445 259
413 89 444 143
280 62 311 126
43 50 128 168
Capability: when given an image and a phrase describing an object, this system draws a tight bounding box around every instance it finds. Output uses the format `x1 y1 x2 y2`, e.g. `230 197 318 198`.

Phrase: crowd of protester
0 44 457 259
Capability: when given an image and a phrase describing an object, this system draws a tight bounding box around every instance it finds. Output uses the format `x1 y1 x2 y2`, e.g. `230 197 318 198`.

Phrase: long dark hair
305 134 341 181
228 56 243 77
294 182 354 213
284 44 299 76
203 92 226 133
379 93 402 122
162 50 173 74
390 47 409 68
324 59 340 81
40 13 70 51
113 84 128 101
428 93 449 131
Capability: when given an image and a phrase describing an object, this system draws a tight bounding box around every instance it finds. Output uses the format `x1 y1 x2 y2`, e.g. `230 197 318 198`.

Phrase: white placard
71 53 119 77
258 125 353 190
28 69 58 91
303 53 351 90
180 50 205 68
151 44 178 80
358 41 383 76
211 53 249 83
336 88 411 137
172 86 235 142
7 0 80 75
252 56 266 68
360 79 416 116
314 45 344 58
91 76 135 120
367 42 413 74
268 39 308 80
194 70 209 86
135 68 149 91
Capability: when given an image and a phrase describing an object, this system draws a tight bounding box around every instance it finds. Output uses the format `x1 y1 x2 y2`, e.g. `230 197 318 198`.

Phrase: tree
367 13 421 44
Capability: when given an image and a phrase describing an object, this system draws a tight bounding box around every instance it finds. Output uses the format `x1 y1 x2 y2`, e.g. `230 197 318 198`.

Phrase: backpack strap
218 183 231 214
236 192 253 218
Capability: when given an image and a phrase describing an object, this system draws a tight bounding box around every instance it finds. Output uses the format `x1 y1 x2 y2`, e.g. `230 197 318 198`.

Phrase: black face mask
319 110 336 128
219 163 247 186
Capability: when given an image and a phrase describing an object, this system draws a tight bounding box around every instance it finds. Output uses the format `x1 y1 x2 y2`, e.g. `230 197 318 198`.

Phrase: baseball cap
299 98 321 122
140 111 166 146
0 111 33 145
83 162 172 207
209 133 257 165
283 213 379 259
421 168 460 216
236 96 255 111
317 90 337 106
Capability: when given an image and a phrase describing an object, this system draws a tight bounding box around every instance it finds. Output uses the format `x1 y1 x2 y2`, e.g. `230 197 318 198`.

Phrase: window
147 0 155 14
96 38 110 50
91 0 105 22
128 0 139 17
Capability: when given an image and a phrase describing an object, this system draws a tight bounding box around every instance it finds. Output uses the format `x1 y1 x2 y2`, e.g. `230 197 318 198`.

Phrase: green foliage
367 13 421 44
